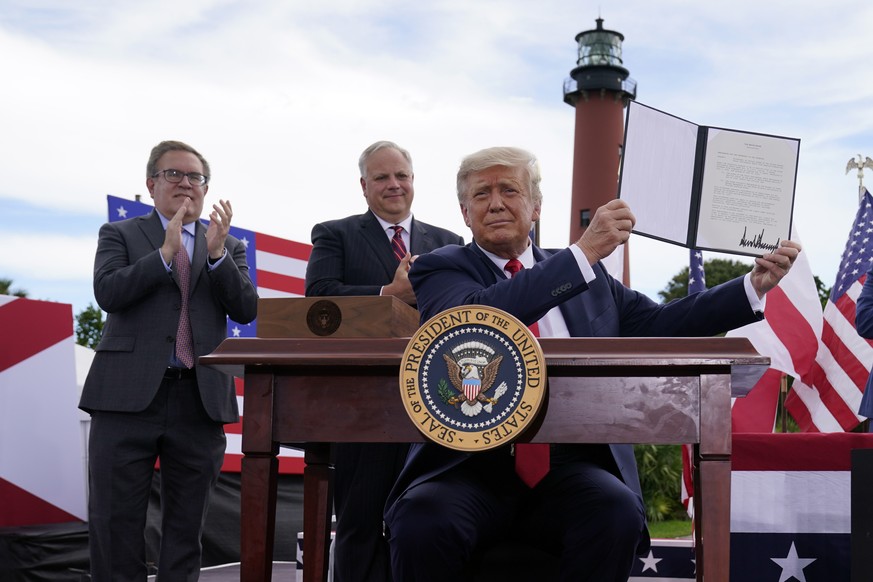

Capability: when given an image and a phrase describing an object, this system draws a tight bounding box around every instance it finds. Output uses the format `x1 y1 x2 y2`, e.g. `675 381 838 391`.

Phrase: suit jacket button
166 336 175 343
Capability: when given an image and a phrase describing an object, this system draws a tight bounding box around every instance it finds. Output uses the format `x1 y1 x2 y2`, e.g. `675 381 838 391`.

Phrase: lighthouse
563 18 636 283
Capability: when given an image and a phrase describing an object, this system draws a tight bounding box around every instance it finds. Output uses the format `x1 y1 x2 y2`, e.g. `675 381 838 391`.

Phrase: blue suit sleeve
856 271 873 338
410 246 589 326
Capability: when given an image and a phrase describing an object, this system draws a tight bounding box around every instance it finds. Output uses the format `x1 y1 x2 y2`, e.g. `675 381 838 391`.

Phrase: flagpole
846 157 873 433
779 374 788 433
845 154 873 204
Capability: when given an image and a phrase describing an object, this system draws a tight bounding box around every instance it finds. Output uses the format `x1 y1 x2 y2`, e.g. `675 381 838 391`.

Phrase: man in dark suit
384 146 801 582
80 140 258 581
305 140 464 582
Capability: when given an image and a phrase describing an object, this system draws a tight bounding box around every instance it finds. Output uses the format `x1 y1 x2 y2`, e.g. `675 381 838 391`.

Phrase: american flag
688 249 706 295
106 195 311 472
722 222 821 433
783 189 873 431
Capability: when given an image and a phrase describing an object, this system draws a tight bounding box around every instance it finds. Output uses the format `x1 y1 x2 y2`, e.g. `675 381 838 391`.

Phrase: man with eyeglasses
305 140 464 582
80 140 258 581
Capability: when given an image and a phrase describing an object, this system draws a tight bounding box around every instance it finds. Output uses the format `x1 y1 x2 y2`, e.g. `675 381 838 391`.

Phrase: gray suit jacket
79 210 258 424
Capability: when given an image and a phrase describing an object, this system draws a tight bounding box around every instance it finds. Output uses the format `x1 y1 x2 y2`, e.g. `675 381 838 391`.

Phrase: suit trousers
385 454 646 582
87 375 226 582
333 442 409 582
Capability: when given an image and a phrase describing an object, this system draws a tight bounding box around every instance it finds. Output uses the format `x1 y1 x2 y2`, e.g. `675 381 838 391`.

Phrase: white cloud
0 231 96 280
1 0 872 311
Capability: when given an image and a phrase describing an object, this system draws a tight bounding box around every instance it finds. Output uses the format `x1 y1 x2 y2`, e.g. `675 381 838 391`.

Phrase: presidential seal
399 305 546 452
306 299 342 336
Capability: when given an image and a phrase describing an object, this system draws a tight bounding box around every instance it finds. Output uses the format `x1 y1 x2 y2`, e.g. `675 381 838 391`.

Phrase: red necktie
390 225 408 262
504 258 549 487
174 246 195 369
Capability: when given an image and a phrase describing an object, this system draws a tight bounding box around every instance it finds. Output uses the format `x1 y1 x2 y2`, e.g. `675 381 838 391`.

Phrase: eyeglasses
152 169 209 186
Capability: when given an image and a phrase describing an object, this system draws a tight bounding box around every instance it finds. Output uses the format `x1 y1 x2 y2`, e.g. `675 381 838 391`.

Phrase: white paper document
618 101 799 256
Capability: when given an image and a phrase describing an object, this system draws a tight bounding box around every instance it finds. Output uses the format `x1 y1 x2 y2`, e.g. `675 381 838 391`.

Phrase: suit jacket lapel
534 245 597 337
137 211 182 286
138 211 167 255
409 218 429 255
359 212 397 279
470 241 512 281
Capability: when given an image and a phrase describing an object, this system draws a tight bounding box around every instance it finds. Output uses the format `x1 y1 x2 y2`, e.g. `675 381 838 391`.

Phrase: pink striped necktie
504 258 549 487
174 246 195 369
391 225 408 262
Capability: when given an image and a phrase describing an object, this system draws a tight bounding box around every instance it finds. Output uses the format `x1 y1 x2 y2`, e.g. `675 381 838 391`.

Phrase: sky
1 0 872 316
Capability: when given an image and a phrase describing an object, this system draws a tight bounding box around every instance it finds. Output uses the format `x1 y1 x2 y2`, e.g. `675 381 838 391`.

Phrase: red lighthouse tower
563 18 636 284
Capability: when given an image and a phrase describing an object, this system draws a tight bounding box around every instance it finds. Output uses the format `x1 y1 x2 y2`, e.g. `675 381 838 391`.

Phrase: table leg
241 455 279 582
240 371 279 582
303 443 334 582
696 457 731 582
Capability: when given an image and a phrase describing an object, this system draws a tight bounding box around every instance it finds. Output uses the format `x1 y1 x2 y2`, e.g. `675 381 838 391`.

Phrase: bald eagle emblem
441 341 508 417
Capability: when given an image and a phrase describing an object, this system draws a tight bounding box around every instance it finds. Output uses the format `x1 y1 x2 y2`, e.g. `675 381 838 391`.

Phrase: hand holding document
617 101 799 257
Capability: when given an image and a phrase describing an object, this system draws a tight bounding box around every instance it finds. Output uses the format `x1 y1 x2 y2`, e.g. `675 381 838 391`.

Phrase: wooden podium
201 297 767 582
257 296 420 338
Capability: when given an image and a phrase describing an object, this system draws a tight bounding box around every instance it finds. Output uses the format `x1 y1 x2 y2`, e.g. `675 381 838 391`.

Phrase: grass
648 519 693 539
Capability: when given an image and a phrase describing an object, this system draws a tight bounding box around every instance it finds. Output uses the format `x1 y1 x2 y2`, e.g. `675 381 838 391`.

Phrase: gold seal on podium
399 305 546 452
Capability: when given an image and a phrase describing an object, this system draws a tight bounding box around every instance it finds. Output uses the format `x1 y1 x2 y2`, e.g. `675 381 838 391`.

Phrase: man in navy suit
80 141 258 581
384 146 801 582
305 141 464 582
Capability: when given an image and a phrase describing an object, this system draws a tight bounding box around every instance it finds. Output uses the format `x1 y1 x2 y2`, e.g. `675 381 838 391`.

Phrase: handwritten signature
738 227 780 253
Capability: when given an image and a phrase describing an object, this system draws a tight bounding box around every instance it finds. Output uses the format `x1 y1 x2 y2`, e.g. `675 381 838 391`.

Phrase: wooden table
202 336 767 582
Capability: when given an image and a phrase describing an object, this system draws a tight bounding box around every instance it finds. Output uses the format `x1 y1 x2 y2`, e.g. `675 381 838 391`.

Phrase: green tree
75 303 104 349
813 275 830 309
660 258 832 307
0 278 28 297
658 258 751 303
634 444 685 522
